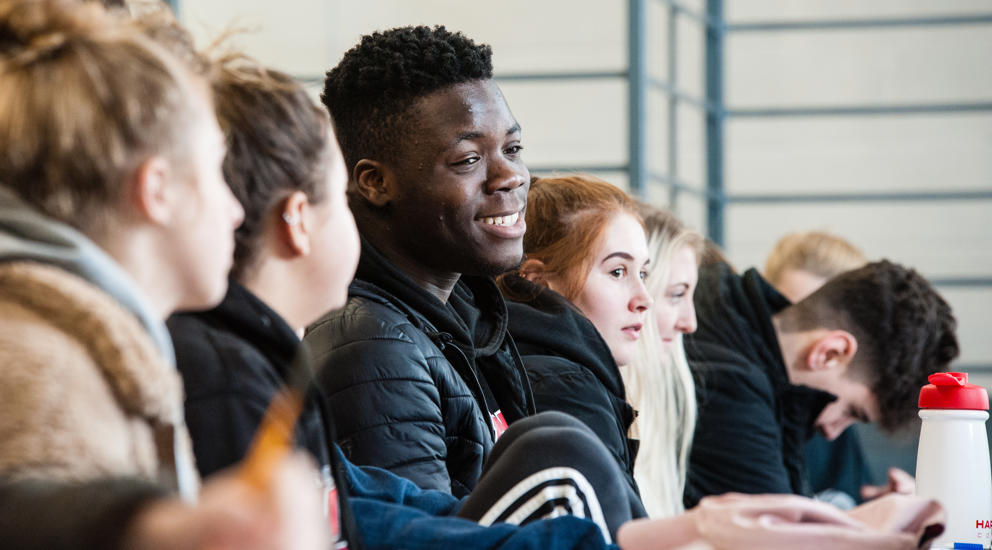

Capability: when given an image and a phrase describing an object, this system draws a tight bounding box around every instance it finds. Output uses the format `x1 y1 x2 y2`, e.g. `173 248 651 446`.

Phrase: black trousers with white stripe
456 411 645 543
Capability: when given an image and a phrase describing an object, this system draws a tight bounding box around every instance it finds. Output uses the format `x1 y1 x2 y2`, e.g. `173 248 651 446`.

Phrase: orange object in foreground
238 389 304 491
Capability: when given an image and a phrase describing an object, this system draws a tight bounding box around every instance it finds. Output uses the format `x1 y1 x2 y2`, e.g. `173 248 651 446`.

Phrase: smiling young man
682 258 960 507
304 25 537 498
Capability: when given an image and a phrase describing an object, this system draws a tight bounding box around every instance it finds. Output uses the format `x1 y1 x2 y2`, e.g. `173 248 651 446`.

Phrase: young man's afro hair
322 25 493 174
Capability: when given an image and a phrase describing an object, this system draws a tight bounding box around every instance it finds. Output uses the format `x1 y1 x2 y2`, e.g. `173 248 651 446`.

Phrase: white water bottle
916 372 992 549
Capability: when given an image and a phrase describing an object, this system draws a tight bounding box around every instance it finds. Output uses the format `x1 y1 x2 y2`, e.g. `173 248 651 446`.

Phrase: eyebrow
601 252 634 263
601 252 650 266
453 131 485 144
452 123 522 146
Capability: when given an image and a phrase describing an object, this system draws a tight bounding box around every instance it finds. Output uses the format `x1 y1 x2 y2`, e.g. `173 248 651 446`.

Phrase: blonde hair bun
0 1 124 67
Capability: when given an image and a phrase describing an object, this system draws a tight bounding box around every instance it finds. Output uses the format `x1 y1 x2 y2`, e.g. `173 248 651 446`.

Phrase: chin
612 349 633 368
475 252 525 277
330 291 349 311
177 284 228 315
205 282 231 307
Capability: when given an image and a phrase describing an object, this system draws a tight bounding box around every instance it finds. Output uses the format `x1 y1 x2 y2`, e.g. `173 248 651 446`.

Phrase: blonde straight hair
622 205 702 518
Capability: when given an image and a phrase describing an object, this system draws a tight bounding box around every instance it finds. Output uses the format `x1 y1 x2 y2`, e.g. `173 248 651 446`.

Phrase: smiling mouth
481 211 520 227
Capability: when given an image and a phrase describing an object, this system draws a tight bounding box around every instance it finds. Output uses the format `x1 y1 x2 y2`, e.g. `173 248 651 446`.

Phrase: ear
129 156 173 225
279 190 312 257
806 330 859 372
353 159 393 207
520 258 550 287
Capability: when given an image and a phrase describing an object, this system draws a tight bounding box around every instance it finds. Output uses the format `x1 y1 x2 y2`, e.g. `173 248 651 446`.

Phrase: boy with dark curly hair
683 258 959 507
305 24 534 498
303 24 646 547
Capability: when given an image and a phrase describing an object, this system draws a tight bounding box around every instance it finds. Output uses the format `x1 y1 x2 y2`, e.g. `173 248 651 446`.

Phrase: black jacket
167 282 327 476
305 240 536 497
166 282 362 550
683 264 834 507
502 275 640 498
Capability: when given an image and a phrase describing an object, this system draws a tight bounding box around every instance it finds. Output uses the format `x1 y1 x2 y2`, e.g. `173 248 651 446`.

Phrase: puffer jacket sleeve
308 301 454 494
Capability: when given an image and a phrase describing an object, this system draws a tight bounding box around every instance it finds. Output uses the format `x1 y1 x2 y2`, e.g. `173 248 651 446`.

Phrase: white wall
179 0 992 374
722 0 992 376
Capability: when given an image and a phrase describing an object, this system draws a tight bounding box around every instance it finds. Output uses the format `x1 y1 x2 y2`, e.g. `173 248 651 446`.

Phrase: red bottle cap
918 372 989 410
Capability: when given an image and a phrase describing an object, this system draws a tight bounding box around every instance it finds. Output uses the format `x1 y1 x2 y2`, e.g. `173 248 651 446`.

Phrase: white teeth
483 212 519 227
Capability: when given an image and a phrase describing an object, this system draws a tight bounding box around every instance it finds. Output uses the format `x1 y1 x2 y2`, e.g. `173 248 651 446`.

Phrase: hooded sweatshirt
683 262 835 508
305 238 535 497
0 186 198 500
501 274 641 501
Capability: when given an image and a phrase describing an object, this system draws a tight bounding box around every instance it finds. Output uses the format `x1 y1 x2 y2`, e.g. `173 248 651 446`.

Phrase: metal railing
256 0 992 319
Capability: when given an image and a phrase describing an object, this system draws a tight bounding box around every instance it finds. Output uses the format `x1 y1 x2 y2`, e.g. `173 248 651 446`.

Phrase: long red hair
508 174 643 301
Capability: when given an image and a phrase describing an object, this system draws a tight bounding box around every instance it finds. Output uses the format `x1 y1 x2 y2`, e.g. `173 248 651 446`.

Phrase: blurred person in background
764 230 915 509
684 244 958 506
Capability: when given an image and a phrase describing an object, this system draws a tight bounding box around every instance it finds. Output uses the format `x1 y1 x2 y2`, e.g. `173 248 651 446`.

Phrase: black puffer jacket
501 275 641 500
683 263 835 508
305 240 536 497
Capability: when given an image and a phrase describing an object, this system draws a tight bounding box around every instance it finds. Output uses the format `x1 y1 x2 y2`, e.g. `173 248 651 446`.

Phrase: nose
486 156 529 194
676 301 697 334
820 416 856 441
630 277 653 313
